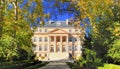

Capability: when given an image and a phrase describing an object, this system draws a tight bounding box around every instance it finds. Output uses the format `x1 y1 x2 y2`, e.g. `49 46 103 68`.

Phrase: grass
98 63 120 69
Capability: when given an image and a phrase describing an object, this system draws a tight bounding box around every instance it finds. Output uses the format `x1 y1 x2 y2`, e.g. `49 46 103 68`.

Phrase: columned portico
33 26 84 61
48 34 68 53
47 34 69 60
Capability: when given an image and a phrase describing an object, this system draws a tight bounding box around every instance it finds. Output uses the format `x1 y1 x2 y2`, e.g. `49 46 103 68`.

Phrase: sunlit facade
32 20 84 61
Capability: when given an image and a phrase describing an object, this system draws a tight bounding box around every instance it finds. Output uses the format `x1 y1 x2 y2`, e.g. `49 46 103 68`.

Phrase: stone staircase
49 52 69 60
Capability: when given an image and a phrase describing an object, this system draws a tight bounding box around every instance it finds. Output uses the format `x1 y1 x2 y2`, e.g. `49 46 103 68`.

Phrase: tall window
39 54 41 56
63 46 66 52
39 37 42 42
45 54 47 57
39 46 42 51
44 46 47 51
69 37 72 42
45 29 47 32
45 37 47 42
57 46 60 52
50 46 54 52
74 38 77 41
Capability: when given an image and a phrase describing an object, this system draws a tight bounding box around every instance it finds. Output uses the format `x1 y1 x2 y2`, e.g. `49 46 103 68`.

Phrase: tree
107 3 120 63
0 0 44 61
0 0 7 60
58 0 120 67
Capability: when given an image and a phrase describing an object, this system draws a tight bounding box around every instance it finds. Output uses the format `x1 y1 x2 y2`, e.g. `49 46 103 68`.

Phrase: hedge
25 62 48 69
0 60 41 69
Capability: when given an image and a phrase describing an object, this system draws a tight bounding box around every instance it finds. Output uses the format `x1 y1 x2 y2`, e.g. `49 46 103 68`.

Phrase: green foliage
79 48 102 69
107 40 120 63
75 0 120 64
98 63 120 69
0 60 42 69
25 62 48 69
0 34 18 60
67 36 102 69
0 0 35 61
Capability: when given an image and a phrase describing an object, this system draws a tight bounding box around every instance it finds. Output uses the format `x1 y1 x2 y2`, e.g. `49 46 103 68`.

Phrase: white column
54 36 56 52
48 36 50 52
60 36 62 52
66 36 69 52
47 36 50 60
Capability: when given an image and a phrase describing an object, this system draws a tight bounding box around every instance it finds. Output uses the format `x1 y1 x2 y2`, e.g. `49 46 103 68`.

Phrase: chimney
39 21 42 25
66 19 69 25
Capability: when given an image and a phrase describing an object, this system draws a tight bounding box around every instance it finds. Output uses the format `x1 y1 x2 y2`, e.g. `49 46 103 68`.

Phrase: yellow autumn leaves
76 0 113 20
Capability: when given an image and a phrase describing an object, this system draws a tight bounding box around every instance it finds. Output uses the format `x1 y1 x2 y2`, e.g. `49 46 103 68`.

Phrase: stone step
49 52 69 60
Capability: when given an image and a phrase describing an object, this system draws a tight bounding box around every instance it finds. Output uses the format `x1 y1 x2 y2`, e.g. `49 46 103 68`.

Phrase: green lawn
98 63 120 69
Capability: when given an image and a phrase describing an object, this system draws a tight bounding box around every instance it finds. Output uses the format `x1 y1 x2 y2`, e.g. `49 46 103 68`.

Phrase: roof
42 21 74 28
48 28 68 34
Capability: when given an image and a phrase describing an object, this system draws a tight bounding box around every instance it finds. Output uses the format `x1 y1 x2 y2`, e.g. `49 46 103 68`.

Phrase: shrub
25 62 48 69
0 60 41 69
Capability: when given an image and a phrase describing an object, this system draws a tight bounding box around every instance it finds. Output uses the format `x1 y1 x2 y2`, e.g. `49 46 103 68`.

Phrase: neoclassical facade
32 20 84 61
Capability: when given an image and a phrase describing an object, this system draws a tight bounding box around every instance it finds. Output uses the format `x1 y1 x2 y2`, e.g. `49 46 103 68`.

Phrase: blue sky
7 0 91 37
42 0 75 21
8 0 75 21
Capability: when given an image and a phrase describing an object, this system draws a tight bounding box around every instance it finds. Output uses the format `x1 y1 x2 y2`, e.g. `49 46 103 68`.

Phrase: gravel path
38 62 71 69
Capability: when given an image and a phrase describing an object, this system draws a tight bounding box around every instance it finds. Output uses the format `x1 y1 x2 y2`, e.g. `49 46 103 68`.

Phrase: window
45 54 47 57
63 47 66 52
39 37 42 42
57 46 60 52
33 37 37 42
50 47 54 52
45 29 47 32
69 37 72 41
39 46 42 51
74 38 77 41
45 37 47 42
44 46 47 51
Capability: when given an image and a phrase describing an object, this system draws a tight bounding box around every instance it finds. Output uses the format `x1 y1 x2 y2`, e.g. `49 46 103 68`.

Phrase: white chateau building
32 19 85 61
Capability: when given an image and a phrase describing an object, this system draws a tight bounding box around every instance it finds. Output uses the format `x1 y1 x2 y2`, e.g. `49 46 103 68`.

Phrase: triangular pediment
49 29 68 34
